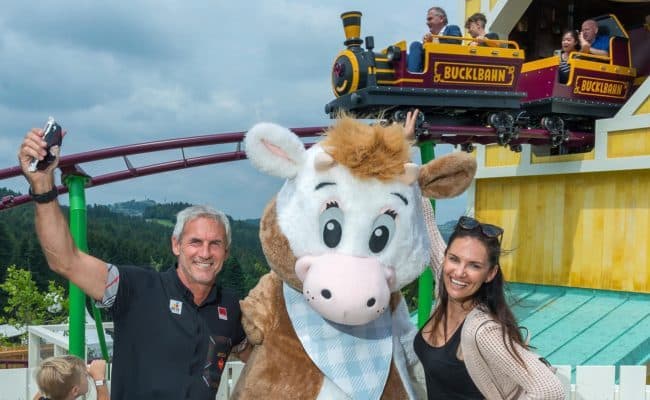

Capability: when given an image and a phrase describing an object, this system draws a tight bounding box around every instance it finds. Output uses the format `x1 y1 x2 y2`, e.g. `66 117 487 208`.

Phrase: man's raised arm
18 128 108 301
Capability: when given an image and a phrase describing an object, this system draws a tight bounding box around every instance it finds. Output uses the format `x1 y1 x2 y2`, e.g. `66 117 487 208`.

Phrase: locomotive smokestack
341 11 364 47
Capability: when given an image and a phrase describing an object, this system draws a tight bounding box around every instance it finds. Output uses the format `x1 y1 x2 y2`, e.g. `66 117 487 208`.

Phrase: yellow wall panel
490 0 499 10
465 0 481 19
608 128 650 157
600 181 619 289
634 95 650 115
485 144 521 167
475 170 650 293
532 150 595 163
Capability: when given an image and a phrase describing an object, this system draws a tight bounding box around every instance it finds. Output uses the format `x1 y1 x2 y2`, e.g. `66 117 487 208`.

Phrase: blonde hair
35 355 86 400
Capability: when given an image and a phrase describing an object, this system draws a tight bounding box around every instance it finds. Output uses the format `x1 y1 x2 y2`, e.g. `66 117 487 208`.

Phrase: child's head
35 355 89 400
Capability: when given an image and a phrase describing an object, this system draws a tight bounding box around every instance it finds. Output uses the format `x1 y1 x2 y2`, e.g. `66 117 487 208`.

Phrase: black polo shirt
107 264 245 400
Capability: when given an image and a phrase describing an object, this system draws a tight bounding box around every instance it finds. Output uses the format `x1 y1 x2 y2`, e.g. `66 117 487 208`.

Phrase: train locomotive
324 11 637 154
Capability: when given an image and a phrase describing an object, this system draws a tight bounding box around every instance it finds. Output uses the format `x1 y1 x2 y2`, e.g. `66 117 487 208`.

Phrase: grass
146 218 174 227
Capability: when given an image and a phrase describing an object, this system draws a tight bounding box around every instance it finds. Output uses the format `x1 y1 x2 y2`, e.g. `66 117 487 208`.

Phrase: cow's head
245 116 475 326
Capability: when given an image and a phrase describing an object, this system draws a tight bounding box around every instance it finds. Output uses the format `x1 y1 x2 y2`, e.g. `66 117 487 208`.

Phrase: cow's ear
245 122 307 178
419 152 476 199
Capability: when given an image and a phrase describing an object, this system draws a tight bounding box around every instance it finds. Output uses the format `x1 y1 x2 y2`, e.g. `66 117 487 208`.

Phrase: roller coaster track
0 127 326 211
420 124 593 147
0 123 593 211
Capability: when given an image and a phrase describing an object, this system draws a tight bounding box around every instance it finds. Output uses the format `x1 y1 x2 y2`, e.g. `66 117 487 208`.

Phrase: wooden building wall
467 0 650 294
476 171 650 293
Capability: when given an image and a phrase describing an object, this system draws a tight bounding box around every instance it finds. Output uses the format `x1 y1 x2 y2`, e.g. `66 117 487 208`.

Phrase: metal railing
0 359 28 369
0 359 647 400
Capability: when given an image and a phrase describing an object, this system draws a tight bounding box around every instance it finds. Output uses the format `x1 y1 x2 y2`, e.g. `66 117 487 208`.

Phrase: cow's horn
314 152 336 171
398 163 419 185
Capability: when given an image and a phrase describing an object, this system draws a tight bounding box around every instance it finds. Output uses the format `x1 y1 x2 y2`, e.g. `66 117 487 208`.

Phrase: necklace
425 311 468 346
425 301 477 346
444 313 467 338
445 300 477 337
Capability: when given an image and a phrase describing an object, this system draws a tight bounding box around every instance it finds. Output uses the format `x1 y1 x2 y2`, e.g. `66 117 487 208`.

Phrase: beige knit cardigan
421 199 565 400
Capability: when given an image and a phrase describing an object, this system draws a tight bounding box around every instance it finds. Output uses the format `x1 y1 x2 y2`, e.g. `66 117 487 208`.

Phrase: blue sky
0 1 468 223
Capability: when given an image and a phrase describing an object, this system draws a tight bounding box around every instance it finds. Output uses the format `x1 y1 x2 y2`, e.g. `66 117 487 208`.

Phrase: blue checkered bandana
283 283 393 400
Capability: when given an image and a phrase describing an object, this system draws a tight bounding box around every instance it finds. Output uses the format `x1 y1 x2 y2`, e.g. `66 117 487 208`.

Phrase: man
407 6 462 72
465 12 500 47
18 128 250 400
579 19 609 56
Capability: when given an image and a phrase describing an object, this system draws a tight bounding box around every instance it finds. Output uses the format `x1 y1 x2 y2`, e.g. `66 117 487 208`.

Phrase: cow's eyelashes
319 204 344 248
369 213 396 253
325 200 339 209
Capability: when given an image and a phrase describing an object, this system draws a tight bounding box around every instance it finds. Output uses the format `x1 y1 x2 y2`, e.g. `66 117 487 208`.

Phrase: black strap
29 186 58 204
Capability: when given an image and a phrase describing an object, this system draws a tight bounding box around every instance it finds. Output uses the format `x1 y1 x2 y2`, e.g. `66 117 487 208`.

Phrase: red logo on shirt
218 306 228 320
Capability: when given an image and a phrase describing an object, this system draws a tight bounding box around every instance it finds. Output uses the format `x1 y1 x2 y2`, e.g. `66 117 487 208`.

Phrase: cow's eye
319 203 344 248
369 212 396 253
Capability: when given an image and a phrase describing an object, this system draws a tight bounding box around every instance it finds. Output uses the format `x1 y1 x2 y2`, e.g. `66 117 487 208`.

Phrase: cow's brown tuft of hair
321 116 411 181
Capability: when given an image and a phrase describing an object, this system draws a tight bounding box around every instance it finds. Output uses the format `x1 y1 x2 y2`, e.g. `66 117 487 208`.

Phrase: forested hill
0 189 267 303
1 187 456 313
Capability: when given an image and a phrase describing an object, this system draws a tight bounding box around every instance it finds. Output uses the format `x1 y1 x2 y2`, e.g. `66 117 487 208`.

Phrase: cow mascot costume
232 116 476 399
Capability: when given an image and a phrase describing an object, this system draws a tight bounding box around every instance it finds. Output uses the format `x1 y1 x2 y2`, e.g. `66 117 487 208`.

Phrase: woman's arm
421 197 445 280
403 110 446 281
474 322 565 400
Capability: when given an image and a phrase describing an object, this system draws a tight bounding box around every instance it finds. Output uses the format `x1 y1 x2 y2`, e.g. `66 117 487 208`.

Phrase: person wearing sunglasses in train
414 214 565 399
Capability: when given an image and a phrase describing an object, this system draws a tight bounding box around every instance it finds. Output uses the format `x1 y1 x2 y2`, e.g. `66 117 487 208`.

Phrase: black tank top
413 321 484 399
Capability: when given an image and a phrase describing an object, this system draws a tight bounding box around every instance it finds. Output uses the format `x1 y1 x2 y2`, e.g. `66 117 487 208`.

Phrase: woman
414 214 564 399
558 29 580 84
34 356 108 400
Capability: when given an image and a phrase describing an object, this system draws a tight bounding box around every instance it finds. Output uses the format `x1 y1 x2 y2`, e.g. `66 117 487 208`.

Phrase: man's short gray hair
428 6 448 25
172 205 231 249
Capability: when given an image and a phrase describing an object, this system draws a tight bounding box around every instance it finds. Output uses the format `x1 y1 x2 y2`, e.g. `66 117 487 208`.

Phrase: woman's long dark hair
429 226 527 366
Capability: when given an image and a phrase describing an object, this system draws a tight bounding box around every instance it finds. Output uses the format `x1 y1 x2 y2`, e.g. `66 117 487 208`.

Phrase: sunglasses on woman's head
456 216 504 243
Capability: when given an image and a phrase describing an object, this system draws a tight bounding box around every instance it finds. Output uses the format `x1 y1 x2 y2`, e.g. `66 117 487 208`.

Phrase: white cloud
0 1 467 222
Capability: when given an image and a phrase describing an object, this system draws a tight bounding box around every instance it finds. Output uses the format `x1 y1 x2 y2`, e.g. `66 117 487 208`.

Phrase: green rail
64 174 109 367
417 140 436 328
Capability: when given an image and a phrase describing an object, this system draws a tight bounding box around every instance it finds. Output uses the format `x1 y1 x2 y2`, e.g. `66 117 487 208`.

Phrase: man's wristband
28 186 58 204
94 379 106 387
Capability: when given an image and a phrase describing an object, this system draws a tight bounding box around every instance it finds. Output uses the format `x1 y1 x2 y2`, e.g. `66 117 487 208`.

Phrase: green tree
16 237 54 288
243 261 270 294
143 202 193 220
0 265 68 330
401 280 419 313
149 256 165 271
0 222 16 270
219 256 246 298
